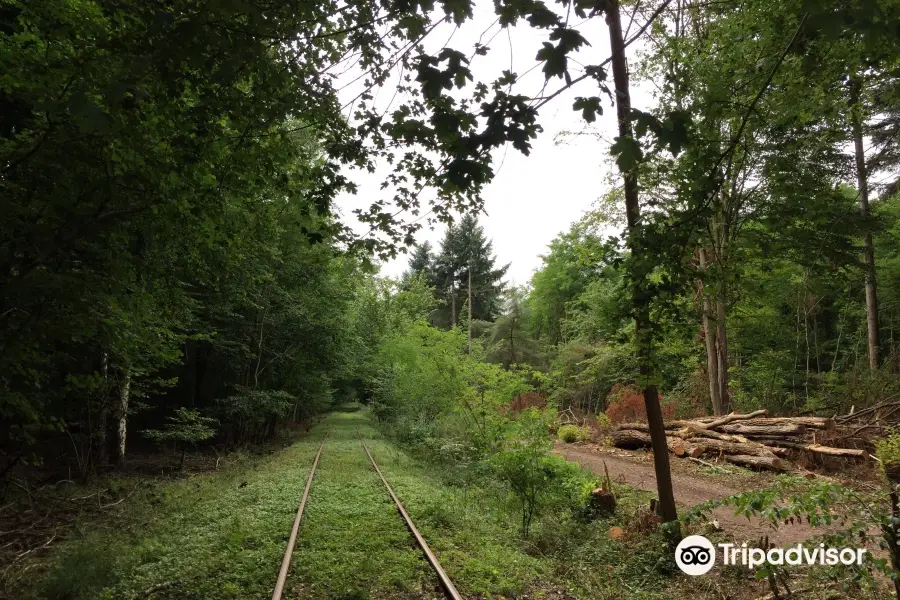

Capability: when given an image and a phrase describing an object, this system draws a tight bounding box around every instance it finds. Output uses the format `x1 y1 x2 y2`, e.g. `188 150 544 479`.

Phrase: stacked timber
612 410 868 471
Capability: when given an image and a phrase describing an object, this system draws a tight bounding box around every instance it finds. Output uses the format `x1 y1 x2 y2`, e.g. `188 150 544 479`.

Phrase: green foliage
412 215 510 329
217 388 296 446
490 409 586 536
875 432 900 479
594 412 612 429
142 408 217 445
557 424 589 443
685 475 895 595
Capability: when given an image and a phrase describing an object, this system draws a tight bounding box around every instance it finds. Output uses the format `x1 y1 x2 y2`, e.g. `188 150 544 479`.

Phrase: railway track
271 427 463 600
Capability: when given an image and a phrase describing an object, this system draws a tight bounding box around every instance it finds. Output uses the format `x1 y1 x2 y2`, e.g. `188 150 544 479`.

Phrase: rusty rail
271 428 329 600
357 428 464 600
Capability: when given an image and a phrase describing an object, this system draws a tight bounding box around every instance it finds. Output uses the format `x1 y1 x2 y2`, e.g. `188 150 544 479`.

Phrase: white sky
335 2 656 286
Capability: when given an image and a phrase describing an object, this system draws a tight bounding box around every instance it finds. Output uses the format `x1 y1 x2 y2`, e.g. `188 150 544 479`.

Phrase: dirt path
556 444 821 546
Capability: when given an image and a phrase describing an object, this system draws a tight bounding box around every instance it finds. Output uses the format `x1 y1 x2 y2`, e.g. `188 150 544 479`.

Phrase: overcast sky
335 3 656 287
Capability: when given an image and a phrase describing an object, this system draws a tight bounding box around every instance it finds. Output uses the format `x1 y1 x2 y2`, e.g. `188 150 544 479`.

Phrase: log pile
612 410 869 471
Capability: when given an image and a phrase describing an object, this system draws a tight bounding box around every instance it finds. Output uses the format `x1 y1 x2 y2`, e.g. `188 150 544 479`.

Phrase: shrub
594 412 612 429
216 387 295 445
605 384 674 424
492 409 592 536
142 407 218 469
557 424 588 443
876 432 900 484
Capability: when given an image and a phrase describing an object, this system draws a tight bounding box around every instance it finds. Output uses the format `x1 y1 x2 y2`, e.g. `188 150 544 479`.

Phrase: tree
486 287 543 370
0 0 375 474
432 215 509 330
403 242 436 285
605 0 678 525
142 408 218 470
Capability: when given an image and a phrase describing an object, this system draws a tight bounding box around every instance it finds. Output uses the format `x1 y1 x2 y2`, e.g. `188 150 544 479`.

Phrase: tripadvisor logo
675 535 868 576
675 535 716 576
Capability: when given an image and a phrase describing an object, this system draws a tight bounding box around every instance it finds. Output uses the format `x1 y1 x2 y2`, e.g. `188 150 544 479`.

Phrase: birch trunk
113 369 131 464
450 284 456 328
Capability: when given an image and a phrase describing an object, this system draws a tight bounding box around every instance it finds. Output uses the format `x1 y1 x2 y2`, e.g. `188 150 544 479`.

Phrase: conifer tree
432 215 509 329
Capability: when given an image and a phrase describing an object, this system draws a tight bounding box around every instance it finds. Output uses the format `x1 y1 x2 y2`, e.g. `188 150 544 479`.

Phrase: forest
3 0 900 599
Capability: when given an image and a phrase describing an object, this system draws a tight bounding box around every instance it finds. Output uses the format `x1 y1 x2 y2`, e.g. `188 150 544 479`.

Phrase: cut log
670 427 751 444
610 429 652 449
616 422 676 431
718 423 806 436
764 446 791 457
667 438 701 458
749 417 835 430
723 454 787 471
691 438 779 459
701 409 768 429
616 412 826 435
756 440 867 458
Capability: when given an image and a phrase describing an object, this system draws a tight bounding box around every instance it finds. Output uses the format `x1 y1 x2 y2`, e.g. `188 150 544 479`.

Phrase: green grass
16 410 681 600
286 412 435 599
24 431 324 600
365 420 676 600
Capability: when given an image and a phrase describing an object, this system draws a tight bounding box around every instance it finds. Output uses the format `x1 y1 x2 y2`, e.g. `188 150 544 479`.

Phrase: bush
594 412 612 429
876 432 900 484
143 407 218 469
216 387 295 445
491 409 592 536
557 424 588 443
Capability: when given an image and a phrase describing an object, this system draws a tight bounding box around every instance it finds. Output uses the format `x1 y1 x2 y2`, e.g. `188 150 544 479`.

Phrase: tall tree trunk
715 295 730 412
698 250 724 415
711 203 731 413
254 305 266 390
851 77 880 371
605 0 677 524
113 369 131 464
91 351 110 469
467 265 473 353
450 284 456 328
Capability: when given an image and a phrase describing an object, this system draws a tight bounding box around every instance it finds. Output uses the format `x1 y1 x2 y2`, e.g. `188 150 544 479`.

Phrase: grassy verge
7 428 324 600
364 418 677 600
9 408 680 600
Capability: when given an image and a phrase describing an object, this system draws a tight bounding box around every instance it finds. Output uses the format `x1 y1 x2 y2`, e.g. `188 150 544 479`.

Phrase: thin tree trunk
450 284 456 328
850 77 880 371
467 265 473 353
804 291 811 402
605 0 677 524
831 312 844 375
715 295 729 412
92 352 109 469
254 305 267 390
113 369 131 464
710 205 730 413
698 250 723 415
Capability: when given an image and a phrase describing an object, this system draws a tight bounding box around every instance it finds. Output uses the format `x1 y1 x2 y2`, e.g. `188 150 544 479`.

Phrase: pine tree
400 242 435 289
432 215 509 329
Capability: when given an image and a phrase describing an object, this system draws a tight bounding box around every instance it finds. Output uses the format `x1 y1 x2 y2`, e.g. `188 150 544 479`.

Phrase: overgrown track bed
283 412 447 599
271 428 329 600
357 428 463 600
272 418 462 599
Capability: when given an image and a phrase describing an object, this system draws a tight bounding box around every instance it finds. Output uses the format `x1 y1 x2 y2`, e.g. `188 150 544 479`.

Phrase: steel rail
357 428 464 600
271 428 330 600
